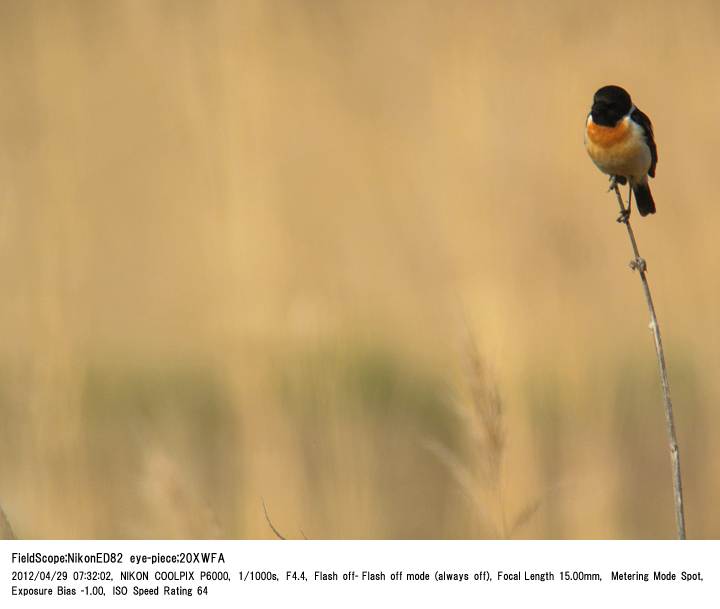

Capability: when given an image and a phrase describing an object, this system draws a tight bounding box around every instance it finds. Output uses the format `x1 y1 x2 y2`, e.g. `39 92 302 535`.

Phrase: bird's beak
591 103 603 115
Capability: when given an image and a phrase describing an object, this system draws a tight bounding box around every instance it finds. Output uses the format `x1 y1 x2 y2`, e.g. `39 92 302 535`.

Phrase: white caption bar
1 540 715 608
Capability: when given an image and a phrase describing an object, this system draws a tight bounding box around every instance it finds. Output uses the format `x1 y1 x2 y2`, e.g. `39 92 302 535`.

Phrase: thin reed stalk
0 502 15 540
612 184 686 540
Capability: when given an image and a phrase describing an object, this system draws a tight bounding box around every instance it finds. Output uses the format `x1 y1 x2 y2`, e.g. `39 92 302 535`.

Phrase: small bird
585 85 657 219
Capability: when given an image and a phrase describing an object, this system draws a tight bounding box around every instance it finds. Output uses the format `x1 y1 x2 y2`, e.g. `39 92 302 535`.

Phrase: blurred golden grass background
0 0 719 539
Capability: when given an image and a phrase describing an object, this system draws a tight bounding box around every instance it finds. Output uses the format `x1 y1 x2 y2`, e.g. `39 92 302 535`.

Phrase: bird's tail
632 180 656 216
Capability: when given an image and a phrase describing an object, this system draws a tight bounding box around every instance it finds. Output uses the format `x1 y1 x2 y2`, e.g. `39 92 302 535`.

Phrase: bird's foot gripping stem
616 207 631 224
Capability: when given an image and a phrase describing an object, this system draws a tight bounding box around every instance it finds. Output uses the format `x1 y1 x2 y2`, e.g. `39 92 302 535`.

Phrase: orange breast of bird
586 118 631 148
585 115 650 177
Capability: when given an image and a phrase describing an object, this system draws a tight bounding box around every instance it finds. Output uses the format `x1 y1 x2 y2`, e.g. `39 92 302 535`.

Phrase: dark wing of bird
631 107 658 177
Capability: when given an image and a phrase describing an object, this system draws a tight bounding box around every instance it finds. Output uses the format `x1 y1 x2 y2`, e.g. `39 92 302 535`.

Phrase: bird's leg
608 175 627 191
617 183 632 223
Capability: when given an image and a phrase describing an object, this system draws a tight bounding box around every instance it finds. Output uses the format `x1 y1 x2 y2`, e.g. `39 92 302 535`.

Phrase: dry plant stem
612 184 686 540
0 503 15 540
261 498 286 540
